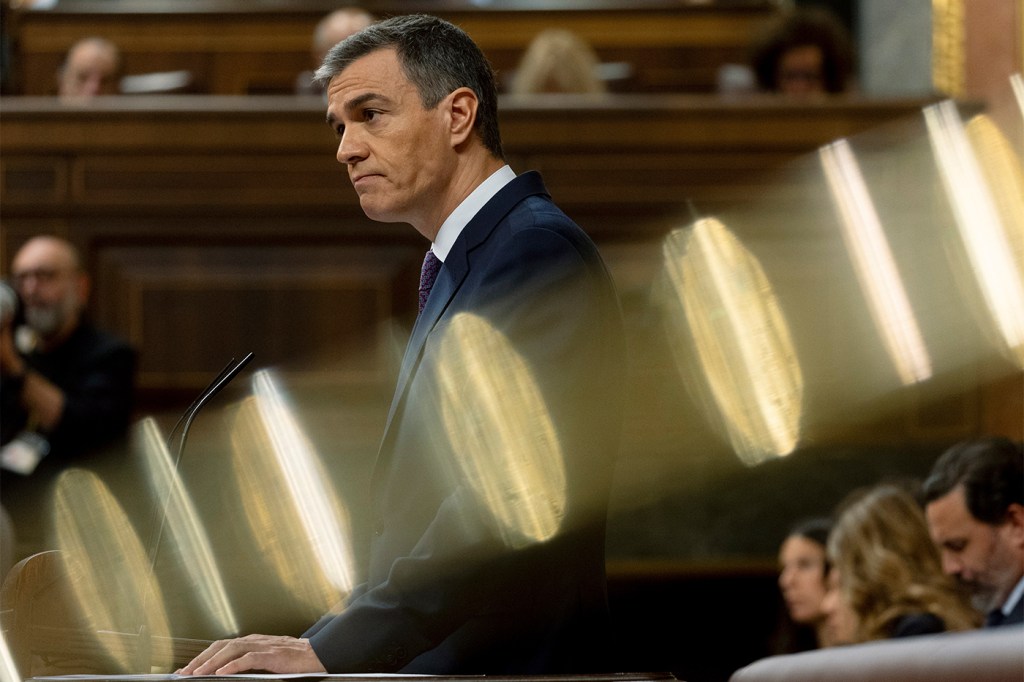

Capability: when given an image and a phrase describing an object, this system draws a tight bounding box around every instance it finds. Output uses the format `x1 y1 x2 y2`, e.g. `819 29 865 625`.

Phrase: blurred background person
57 35 122 99
295 6 375 95
923 437 1024 628
0 235 136 560
822 484 979 644
749 6 855 95
773 517 833 652
508 28 607 95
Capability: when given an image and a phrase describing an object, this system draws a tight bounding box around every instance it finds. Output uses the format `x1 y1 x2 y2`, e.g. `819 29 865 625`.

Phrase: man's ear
1004 503 1024 549
447 87 478 147
75 272 91 307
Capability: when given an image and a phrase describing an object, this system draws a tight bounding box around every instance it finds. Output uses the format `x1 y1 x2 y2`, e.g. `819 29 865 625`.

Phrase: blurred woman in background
823 484 980 644
509 28 607 95
774 517 833 652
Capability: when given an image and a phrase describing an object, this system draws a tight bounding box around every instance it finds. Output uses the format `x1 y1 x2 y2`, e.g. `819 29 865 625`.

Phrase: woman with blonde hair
509 28 606 95
823 484 980 644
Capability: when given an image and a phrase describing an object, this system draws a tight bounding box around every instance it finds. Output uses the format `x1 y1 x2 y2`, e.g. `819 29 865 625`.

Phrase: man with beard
924 437 1024 628
1 235 136 557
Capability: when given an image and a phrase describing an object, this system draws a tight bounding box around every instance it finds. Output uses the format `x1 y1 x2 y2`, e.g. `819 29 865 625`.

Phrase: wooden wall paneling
94 243 419 394
0 155 70 207
10 2 780 95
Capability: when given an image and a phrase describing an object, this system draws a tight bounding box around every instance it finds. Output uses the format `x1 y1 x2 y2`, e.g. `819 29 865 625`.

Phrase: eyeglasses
11 267 73 287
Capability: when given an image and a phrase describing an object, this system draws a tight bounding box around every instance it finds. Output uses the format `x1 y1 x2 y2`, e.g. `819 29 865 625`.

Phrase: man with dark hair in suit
923 437 1024 628
182 13 625 676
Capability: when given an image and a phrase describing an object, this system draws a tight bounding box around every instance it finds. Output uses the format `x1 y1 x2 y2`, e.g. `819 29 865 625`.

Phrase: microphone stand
138 352 254 669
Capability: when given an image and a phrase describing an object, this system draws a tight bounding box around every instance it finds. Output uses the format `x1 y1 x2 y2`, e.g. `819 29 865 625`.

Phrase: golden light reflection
431 312 566 548
229 370 354 618
135 417 238 636
925 100 1024 366
661 218 803 465
52 468 172 672
0 632 20 682
820 138 933 385
1012 73 1024 119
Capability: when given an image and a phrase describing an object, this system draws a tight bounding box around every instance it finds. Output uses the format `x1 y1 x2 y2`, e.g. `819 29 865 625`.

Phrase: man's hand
177 634 326 676
0 324 24 377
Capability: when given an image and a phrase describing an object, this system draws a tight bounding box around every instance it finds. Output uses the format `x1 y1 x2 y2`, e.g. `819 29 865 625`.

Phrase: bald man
57 36 122 99
296 7 375 95
1 236 136 553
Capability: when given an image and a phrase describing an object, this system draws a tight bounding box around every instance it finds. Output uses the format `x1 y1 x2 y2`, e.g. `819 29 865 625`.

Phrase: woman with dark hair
774 517 833 652
751 7 855 95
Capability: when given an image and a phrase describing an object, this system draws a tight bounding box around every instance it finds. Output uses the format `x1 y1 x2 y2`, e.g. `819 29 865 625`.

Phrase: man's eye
364 110 379 121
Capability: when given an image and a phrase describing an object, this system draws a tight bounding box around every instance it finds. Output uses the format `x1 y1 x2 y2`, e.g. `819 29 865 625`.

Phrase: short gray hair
314 14 504 160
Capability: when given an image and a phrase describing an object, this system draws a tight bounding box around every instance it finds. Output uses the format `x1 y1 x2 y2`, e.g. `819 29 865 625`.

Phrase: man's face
926 485 1024 613
59 42 120 98
325 48 459 237
777 45 825 95
11 240 85 340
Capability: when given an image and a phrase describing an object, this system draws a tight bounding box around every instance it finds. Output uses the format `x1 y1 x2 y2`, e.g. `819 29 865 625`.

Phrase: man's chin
24 308 62 338
359 204 405 225
967 586 999 613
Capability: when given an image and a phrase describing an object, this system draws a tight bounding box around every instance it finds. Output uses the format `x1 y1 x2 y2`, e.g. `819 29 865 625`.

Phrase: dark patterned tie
418 249 443 313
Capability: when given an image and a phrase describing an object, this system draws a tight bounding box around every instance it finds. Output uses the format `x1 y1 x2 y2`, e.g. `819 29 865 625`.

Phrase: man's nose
83 76 104 96
337 130 366 165
17 277 38 299
941 552 963 576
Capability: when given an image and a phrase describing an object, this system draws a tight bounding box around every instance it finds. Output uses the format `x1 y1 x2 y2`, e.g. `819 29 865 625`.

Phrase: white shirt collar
430 165 516 262
1002 574 1024 616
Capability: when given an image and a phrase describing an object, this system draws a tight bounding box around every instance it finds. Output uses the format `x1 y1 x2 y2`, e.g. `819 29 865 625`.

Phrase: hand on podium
177 634 326 676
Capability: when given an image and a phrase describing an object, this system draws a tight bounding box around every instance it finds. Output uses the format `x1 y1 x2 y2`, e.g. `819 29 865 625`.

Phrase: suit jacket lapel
375 171 550 461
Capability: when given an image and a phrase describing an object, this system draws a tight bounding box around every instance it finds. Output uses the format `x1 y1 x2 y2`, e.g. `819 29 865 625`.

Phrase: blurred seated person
0 236 136 557
822 484 979 645
750 7 855 95
774 517 834 652
923 437 1024 628
509 28 607 95
296 7 375 95
57 36 122 100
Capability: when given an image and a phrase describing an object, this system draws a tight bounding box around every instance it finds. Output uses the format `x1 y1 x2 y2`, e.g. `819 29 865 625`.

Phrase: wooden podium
3 551 680 682
1 551 211 677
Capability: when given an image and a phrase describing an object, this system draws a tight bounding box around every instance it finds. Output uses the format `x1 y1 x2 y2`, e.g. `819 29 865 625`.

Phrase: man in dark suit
181 14 624 675
923 437 1024 628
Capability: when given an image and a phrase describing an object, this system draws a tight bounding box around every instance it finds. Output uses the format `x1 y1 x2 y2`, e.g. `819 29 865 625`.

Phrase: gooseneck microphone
149 351 254 562
167 352 255 468
138 352 254 664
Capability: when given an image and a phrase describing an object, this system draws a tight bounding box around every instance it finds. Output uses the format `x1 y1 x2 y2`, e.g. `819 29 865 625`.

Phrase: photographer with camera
1 236 136 562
